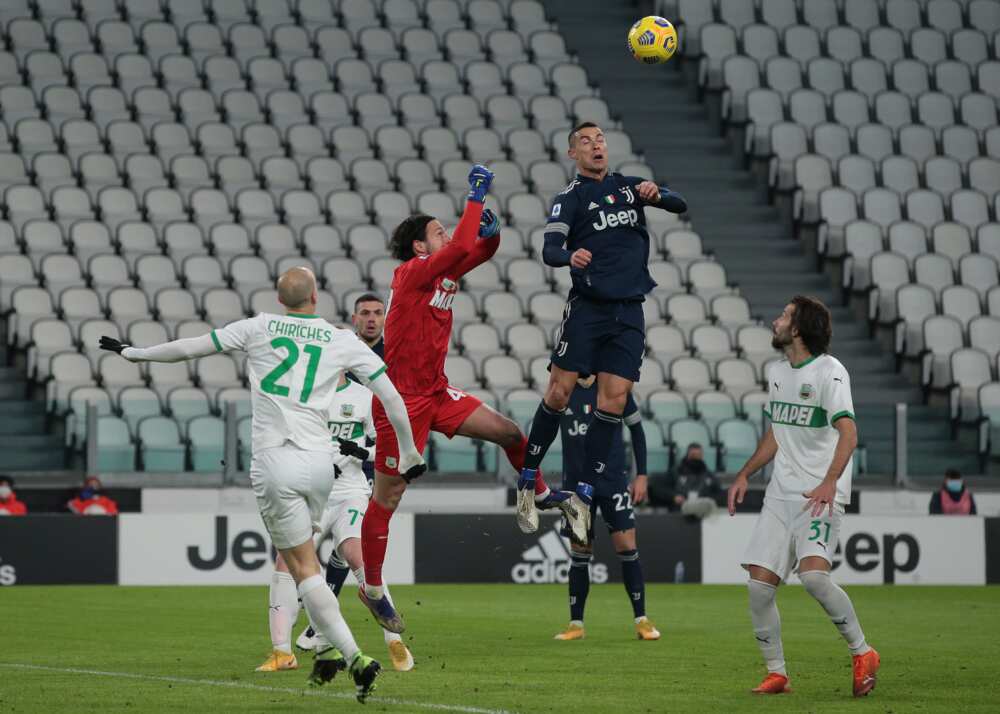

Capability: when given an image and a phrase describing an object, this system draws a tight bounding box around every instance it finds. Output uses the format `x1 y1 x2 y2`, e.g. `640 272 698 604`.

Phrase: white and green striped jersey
328 378 375 498
763 354 855 505
212 313 386 454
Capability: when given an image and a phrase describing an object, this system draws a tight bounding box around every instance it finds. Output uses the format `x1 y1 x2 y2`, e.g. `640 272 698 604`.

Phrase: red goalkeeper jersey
383 200 500 396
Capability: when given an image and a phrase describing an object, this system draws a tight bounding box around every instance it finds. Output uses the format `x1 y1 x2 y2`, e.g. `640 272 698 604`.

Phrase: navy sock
582 409 622 485
569 552 591 621
523 400 564 471
325 555 350 596
618 549 645 618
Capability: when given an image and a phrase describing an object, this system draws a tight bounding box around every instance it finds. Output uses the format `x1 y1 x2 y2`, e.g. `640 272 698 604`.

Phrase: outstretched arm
102 334 219 363
453 208 502 276
401 165 492 289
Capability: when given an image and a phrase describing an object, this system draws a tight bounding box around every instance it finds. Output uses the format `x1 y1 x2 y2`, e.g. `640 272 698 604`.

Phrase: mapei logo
429 278 458 310
592 208 639 232
511 527 608 584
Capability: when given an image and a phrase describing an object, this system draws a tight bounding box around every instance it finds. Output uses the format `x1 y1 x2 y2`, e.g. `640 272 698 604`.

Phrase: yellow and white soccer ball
627 16 678 65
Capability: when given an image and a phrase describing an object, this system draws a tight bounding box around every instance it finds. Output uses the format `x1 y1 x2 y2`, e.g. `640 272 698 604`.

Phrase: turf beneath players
2 584 998 712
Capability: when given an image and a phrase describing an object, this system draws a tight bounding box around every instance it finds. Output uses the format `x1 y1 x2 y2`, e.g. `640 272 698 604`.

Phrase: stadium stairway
547 0 979 476
0 326 68 471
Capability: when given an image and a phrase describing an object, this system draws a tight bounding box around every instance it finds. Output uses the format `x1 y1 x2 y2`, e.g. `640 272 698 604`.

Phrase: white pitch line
0 662 518 714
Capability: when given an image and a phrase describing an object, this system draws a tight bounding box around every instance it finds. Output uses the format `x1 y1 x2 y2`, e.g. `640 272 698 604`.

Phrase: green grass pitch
2 584 998 713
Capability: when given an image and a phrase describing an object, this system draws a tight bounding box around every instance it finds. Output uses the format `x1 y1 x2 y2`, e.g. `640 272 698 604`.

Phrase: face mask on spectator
687 458 705 470
946 479 963 494
0 485 11 499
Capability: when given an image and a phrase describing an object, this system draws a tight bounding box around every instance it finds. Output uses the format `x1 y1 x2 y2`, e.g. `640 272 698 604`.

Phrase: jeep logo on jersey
592 208 640 232
799 384 813 400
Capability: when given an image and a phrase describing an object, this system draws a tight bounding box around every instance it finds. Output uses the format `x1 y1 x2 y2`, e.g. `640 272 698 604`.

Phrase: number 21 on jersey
261 337 323 403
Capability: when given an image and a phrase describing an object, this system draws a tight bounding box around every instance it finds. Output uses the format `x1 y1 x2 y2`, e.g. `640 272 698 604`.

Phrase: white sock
268 571 299 654
297 574 360 661
799 570 871 656
534 486 551 503
748 579 786 676
570 619 584 628
364 583 384 599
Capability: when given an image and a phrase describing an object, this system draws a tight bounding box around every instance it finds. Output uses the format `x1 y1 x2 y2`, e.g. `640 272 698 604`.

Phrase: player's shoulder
556 178 582 197
816 353 849 378
765 357 791 379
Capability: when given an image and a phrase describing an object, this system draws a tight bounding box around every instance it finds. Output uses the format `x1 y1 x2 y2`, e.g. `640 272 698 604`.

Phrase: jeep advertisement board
414 513 702 583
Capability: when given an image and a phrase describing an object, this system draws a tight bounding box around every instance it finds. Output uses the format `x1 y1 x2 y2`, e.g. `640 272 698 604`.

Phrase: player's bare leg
281 539 381 700
456 403 575 532
798 556 878 697
257 552 300 672
360 472 408 633
745 565 790 693
609 528 659 640
555 540 591 641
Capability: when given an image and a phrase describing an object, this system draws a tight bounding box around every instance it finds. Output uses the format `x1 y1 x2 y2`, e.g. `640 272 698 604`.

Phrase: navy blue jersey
560 383 642 487
543 173 686 301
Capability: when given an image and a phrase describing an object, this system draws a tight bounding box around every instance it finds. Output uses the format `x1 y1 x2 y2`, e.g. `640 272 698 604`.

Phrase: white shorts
316 492 369 549
741 496 845 582
250 442 334 550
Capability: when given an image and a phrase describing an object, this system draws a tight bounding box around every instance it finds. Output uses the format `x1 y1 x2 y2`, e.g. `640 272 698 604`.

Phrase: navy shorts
551 295 645 383
561 475 635 543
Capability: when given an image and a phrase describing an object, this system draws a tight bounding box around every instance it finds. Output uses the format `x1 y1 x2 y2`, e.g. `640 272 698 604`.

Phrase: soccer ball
627 16 678 65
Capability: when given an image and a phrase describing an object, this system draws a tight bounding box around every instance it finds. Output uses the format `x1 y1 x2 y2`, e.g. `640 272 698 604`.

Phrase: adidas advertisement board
701 515 986 585
118 513 415 585
0 516 118 585
414 513 701 583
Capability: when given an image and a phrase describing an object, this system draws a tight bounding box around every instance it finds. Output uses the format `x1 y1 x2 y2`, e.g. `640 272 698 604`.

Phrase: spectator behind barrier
651 443 721 518
67 476 119 516
0 475 27 515
929 468 977 515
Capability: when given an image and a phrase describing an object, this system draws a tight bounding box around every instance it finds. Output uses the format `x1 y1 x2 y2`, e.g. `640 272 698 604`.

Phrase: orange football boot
751 673 791 694
852 648 880 697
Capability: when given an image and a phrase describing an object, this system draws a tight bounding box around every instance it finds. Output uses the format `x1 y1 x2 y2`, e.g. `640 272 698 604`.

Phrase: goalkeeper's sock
523 401 564 471
326 552 350 597
298 574 359 662
799 570 871 655
504 436 552 498
268 570 300 654
583 409 622 485
748 579 787 676
569 552 591 621
618 549 646 619
361 499 393 594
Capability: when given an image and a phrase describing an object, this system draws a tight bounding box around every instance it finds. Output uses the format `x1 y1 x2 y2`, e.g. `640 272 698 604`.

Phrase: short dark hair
389 214 435 261
686 443 702 453
568 121 600 148
791 295 832 356
945 468 961 479
0 475 13 487
353 293 384 312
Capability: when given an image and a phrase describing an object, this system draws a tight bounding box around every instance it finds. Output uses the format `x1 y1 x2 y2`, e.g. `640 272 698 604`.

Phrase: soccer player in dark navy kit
518 121 687 543
553 376 661 642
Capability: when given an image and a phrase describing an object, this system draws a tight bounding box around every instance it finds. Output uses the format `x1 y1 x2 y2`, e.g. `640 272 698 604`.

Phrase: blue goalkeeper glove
467 164 494 203
478 208 500 238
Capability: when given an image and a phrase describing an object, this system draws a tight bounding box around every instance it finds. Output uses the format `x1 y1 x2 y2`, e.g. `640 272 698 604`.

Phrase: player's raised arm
391 165 493 289
633 179 688 213
452 207 502 276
